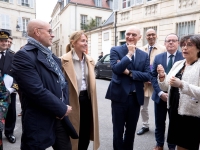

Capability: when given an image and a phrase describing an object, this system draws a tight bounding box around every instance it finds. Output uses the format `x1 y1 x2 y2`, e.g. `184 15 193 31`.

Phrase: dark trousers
5 93 16 136
112 93 140 150
52 119 72 150
154 100 175 149
78 90 92 150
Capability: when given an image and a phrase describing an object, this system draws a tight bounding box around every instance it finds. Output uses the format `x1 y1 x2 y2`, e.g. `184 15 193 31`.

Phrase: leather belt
79 90 88 97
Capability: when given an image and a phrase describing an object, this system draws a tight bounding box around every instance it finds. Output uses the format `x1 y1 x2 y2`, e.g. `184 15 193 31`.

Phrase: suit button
57 80 59 83
60 97 62 100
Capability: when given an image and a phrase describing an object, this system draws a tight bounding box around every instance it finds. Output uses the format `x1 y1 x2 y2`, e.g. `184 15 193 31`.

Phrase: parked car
95 54 112 79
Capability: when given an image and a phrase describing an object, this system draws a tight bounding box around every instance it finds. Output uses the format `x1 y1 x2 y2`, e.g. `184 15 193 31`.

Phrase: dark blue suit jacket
105 44 150 105
12 43 70 149
151 50 184 104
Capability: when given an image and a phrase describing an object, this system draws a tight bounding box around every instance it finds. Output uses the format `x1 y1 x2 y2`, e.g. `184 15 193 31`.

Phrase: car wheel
95 68 100 79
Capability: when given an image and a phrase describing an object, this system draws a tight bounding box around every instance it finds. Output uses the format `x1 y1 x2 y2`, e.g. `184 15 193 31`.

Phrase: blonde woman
61 31 99 150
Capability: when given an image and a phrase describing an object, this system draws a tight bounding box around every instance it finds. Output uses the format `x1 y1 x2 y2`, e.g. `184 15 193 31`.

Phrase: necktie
149 46 153 60
166 55 174 74
0 52 5 71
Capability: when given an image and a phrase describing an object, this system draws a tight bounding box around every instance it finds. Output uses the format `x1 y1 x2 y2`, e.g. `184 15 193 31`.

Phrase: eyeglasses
126 33 137 37
165 39 178 43
37 28 53 35
181 43 194 48
147 33 156 37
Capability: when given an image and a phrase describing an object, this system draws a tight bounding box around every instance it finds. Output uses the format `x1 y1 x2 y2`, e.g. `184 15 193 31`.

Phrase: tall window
18 0 34 8
22 18 29 31
176 21 195 40
143 26 157 45
120 31 126 40
96 17 102 27
80 15 87 30
107 0 113 9
1 14 10 30
95 0 102 7
176 21 195 50
21 0 29 6
122 0 130 8
0 0 9 2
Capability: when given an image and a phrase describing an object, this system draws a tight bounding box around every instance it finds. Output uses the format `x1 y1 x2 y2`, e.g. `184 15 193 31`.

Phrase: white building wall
102 30 112 55
91 33 99 62
0 0 36 52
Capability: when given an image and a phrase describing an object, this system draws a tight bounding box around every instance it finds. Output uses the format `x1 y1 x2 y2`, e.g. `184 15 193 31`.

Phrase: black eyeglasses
165 39 178 43
181 42 194 48
37 28 53 35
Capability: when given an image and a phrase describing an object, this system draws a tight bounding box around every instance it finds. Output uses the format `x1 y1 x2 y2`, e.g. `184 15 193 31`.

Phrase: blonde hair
66 30 88 53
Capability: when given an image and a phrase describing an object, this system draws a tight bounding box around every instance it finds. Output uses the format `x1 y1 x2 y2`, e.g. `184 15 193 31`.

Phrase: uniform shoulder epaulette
8 49 15 54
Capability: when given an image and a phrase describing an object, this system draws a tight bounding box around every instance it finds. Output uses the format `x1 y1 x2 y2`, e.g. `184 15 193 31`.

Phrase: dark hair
165 33 179 41
180 34 200 58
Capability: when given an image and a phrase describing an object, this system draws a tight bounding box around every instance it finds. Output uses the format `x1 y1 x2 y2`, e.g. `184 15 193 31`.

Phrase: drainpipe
75 3 77 31
114 11 117 46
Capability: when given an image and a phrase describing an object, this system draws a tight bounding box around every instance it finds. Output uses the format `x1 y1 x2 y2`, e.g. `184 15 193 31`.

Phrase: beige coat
61 51 100 150
140 43 166 97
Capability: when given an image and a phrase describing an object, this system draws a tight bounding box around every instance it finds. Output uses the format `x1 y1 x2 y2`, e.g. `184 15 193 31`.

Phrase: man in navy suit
12 20 75 150
151 33 184 150
105 26 150 150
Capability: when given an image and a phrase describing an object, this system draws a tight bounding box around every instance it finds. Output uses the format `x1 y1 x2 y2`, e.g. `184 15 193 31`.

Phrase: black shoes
5 134 16 143
137 127 149 135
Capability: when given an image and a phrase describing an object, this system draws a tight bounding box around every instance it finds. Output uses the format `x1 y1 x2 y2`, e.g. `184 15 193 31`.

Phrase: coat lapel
62 52 78 96
162 52 167 71
37 50 56 73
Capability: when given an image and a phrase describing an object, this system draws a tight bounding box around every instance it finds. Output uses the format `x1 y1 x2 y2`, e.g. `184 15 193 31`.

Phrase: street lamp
16 24 20 31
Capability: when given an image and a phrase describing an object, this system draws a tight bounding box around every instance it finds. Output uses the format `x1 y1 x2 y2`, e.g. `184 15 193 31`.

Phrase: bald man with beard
12 20 75 150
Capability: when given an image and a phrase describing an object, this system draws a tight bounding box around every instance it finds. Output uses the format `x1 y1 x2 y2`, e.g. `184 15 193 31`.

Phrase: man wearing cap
0 30 18 143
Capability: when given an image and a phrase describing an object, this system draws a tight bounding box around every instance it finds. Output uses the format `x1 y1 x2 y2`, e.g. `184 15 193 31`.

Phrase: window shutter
6 15 10 29
130 0 134 6
9 0 13 3
29 0 34 8
18 0 21 5
113 0 119 11
1 15 6 29
18 17 23 31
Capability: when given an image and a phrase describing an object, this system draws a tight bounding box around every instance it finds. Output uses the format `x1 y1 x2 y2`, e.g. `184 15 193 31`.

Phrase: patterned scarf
28 37 66 89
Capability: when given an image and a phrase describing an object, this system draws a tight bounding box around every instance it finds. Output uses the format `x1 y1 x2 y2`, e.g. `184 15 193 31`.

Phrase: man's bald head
146 28 157 46
27 19 54 47
27 19 48 37
126 26 141 35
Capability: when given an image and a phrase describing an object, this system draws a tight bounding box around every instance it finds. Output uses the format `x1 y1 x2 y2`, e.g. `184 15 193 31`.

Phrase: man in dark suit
12 20 75 150
105 26 150 150
98 52 103 61
151 33 184 150
0 30 18 143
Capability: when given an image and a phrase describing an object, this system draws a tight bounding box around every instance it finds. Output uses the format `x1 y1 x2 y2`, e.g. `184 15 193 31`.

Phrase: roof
102 12 114 26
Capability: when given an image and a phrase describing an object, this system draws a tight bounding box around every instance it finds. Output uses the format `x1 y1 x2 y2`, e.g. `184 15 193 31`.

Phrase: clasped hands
157 64 182 88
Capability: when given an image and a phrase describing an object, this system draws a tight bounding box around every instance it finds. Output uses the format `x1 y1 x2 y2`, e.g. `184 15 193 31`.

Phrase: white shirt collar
167 50 178 58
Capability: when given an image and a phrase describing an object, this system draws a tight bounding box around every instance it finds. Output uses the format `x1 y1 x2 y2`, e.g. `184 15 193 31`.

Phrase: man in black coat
12 20 75 150
0 30 18 143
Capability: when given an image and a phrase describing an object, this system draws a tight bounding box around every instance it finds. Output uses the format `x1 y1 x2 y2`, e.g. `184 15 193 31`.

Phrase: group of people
0 19 99 150
0 18 199 150
106 25 200 150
